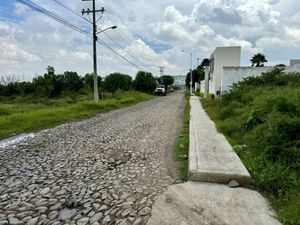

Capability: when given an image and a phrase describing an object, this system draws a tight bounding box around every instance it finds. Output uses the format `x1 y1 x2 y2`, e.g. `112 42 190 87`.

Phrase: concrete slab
147 182 282 225
189 96 252 185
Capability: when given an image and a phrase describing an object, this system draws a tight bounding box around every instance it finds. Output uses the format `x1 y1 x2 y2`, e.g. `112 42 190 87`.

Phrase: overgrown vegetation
0 91 153 140
0 66 176 99
201 67 300 225
175 92 190 181
0 65 180 140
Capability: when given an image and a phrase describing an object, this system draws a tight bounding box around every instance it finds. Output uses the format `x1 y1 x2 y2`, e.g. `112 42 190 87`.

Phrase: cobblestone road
0 92 185 225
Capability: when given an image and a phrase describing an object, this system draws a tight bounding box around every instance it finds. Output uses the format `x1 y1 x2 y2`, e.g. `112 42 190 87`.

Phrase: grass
201 69 300 225
174 92 190 181
0 91 153 140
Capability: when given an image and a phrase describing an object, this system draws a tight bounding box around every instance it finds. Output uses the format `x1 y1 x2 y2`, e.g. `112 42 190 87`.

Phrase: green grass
0 91 153 140
174 92 190 181
201 72 300 224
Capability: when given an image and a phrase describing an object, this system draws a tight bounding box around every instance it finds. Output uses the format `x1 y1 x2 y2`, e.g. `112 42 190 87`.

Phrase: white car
155 85 166 96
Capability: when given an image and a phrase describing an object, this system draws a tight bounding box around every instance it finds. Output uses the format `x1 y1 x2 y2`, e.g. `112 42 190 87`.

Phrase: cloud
0 41 41 62
1 0 300 79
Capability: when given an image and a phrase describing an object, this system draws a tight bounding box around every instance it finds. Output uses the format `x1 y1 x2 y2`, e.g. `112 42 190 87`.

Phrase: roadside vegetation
201 67 300 225
174 92 190 181
0 91 153 140
1 66 178 140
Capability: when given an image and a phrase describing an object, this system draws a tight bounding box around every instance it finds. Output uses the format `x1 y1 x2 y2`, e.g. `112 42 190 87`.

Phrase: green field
0 91 153 140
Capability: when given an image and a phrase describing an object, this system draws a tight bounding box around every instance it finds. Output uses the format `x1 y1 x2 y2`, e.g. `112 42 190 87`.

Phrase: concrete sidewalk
189 96 252 184
147 182 281 225
146 96 282 225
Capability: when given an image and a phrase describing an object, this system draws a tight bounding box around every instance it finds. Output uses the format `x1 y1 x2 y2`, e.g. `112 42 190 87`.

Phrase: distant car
155 85 166 96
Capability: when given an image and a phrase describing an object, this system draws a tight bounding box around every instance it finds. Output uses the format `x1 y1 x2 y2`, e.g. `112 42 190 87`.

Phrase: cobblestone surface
0 92 185 225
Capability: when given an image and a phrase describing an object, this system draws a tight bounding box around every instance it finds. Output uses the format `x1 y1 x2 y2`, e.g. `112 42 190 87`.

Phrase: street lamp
96 25 117 34
181 49 193 94
92 25 117 102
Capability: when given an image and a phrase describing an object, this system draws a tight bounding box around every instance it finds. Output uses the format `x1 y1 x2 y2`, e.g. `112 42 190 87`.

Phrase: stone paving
0 92 185 225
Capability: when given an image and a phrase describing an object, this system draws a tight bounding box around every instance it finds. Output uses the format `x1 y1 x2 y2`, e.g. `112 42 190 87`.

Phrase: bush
201 69 300 224
134 71 156 93
103 73 132 96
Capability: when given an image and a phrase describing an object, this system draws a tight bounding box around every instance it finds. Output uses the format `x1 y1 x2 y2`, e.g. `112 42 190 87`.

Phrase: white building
201 46 241 97
200 46 300 97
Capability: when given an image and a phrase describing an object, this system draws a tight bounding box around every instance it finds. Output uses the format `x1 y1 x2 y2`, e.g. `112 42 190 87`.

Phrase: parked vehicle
155 85 166 96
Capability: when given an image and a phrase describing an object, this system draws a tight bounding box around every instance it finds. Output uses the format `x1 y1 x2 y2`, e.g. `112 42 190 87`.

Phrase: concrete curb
188 96 252 185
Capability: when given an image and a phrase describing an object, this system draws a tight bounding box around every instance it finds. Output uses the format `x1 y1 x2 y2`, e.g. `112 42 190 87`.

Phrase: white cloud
0 41 41 62
0 0 300 79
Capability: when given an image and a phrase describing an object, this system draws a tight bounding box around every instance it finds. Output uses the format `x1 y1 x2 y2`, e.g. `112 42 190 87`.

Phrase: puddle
0 133 35 151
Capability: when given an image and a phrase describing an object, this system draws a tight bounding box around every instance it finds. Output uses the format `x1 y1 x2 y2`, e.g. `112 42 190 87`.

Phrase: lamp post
96 25 117 34
181 49 193 94
91 25 117 102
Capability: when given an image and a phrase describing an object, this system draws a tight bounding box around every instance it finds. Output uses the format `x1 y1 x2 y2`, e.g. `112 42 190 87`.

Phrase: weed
174 92 190 181
201 69 300 224
0 91 153 140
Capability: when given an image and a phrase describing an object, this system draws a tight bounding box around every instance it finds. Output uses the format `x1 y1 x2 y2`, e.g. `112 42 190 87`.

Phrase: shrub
134 71 156 93
103 73 132 96
201 69 300 224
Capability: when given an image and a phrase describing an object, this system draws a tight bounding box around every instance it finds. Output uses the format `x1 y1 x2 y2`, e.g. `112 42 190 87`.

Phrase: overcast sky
0 0 300 80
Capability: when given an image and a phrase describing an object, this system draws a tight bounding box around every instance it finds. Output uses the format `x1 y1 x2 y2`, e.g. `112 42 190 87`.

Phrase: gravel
0 92 185 225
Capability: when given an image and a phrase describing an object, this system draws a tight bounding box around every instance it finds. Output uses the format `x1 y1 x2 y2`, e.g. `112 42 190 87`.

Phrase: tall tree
134 71 156 93
63 71 83 92
103 72 132 96
251 53 268 67
46 65 55 74
185 66 205 88
83 73 102 90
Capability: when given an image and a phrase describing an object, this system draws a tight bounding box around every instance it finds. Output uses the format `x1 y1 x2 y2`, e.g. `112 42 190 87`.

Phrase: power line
52 0 92 24
97 38 143 70
104 4 135 47
99 30 146 67
17 0 92 38
51 0 146 70
16 0 145 72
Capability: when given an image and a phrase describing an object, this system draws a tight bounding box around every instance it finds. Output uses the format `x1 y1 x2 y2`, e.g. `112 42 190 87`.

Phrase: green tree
82 73 102 90
63 71 83 92
185 66 205 88
134 71 156 93
251 53 268 67
32 66 63 98
46 65 55 74
103 72 132 96
159 75 174 90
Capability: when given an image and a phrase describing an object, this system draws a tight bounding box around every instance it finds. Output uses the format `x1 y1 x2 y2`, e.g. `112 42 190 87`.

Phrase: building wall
222 66 272 92
222 63 300 93
209 46 241 96
200 80 205 93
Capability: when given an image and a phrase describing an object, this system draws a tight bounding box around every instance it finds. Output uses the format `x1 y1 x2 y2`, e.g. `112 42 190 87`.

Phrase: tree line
0 66 174 99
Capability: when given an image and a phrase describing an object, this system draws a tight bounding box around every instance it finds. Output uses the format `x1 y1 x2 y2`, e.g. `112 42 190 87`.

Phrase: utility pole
181 49 193 94
82 0 105 102
158 66 164 84
159 66 164 77
190 53 193 94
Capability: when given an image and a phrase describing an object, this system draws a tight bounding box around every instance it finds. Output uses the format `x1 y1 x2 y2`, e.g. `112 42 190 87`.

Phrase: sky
0 0 300 81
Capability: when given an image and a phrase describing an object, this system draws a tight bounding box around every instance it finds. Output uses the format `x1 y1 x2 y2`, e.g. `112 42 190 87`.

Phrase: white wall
222 67 272 92
286 63 300 72
222 63 300 93
209 46 241 96
200 80 205 93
